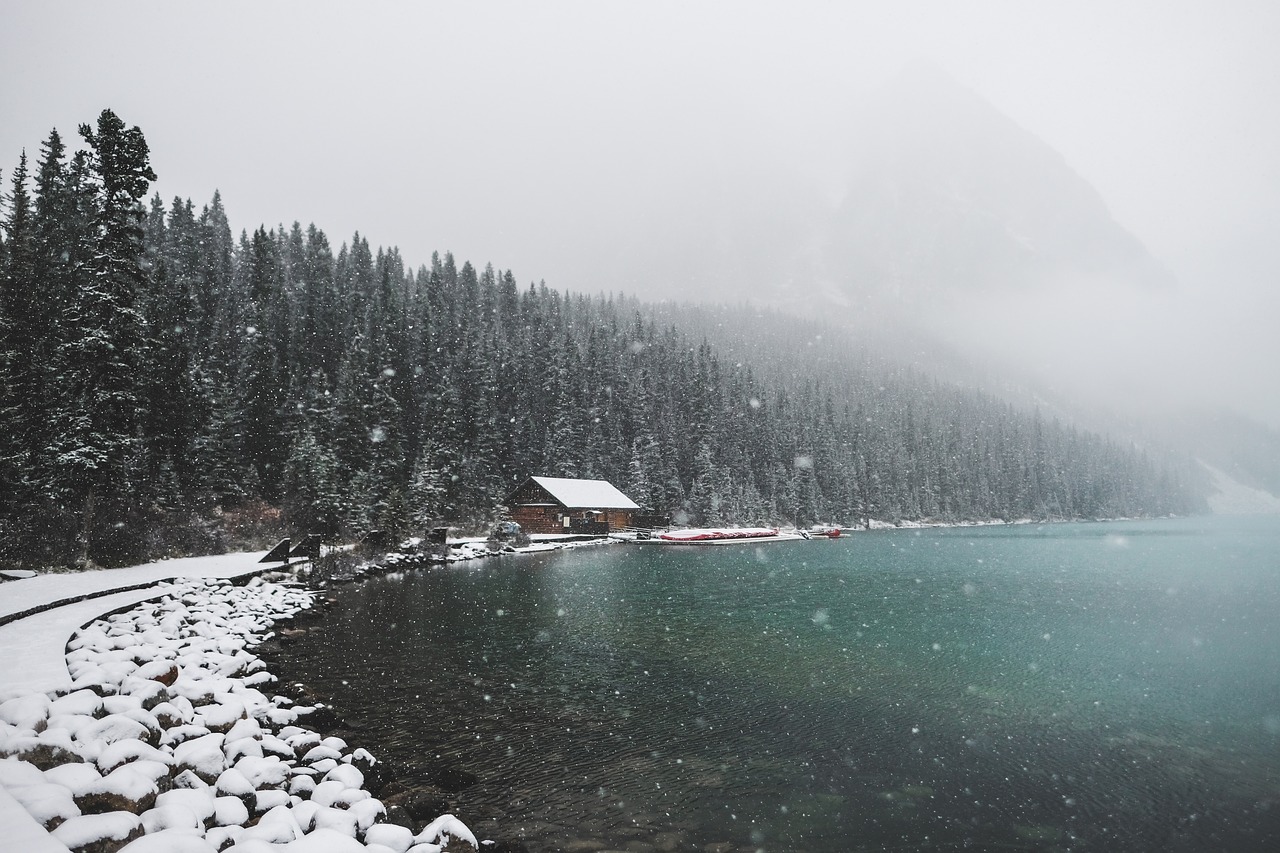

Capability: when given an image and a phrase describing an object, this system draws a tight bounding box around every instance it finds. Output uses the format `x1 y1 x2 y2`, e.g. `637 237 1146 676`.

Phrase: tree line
0 110 1207 568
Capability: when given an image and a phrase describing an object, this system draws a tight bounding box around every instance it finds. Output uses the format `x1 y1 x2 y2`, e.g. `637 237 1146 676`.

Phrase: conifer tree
283 428 343 536
52 110 156 565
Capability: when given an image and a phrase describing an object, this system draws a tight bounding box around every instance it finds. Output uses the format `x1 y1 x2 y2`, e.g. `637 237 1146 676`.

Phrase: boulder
0 692 51 731
75 714 154 752
213 794 250 827
6 778 81 830
50 690 104 719
96 737 171 773
139 802 204 834
2 732 85 769
133 660 181 687
154 787 218 826
172 732 226 783
311 804 358 837
365 823 416 853
51 812 144 853
75 762 163 814
253 788 291 813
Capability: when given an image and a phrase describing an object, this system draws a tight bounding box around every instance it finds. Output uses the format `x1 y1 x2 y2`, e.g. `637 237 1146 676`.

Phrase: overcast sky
3 1 1278 423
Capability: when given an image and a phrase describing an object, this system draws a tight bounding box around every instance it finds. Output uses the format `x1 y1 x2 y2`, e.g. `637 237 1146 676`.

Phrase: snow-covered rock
74 713 155 752
287 773 316 796
154 787 218 825
0 693 52 732
149 701 189 730
44 760 104 795
0 760 81 829
289 798 321 832
46 713 98 738
172 732 225 782
259 734 295 759
301 743 343 763
14 781 83 829
234 754 290 788
365 822 416 853
225 732 262 758
312 803 359 836
2 730 84 769
96 737 170 773
224 717 263 744
195 697 246 733
51 811 143 852
350 796 387 831
323 762 364 789
252 788 291 813
204 824 243 850
214 766 255 798
75 761 164 814
140 802 204 834
132 660 180 686
417 813 479 849
308 778 347 808
170 768 208 790
213 794 250 827
238 811 301 844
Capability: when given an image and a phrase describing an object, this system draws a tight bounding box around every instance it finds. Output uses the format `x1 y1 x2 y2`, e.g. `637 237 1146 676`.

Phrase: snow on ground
0 561 479 853
0 551 276 623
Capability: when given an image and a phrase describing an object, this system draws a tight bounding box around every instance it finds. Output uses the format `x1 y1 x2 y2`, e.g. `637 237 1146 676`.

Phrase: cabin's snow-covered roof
528 476 640 510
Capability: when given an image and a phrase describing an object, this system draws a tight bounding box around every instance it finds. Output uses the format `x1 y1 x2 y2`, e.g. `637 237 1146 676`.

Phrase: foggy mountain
627 63 1277 507
623 65 1180 400
808 62 1175 308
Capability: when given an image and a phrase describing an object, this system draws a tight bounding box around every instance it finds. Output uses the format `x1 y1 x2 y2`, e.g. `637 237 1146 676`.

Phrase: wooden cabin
508 476 640 535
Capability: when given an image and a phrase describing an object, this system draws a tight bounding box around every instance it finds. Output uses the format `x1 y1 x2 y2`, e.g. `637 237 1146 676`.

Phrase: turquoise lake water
279 517 1280 851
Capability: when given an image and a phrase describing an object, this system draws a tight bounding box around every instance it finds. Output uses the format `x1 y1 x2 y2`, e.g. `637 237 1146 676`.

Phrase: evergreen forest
0 110 1208 569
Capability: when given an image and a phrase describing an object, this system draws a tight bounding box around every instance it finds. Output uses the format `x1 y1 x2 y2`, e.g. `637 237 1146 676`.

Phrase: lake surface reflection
275 517 1280 851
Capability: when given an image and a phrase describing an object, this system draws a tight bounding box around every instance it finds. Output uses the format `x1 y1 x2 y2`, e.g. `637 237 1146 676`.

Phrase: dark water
277 517 1280 851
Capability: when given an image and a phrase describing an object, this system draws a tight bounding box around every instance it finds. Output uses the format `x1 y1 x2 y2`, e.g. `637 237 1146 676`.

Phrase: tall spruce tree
53 110 157 566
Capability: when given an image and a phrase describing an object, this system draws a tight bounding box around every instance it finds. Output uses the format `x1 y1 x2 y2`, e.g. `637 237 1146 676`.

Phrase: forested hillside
0 111 1207 569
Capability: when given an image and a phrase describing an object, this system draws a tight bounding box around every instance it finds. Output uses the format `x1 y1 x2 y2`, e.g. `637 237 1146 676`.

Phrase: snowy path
0 551 272 624
0 551 272 700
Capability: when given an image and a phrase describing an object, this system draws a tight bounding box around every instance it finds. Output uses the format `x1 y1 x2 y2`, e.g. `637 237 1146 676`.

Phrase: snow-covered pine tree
54 111 156 566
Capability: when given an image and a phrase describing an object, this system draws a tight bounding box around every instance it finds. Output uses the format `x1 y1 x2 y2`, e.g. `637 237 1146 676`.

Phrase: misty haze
2 3 1279 853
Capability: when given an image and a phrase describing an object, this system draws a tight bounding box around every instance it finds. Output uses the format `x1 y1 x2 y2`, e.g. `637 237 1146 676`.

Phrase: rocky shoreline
257 550 765 853
0 575 481 853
